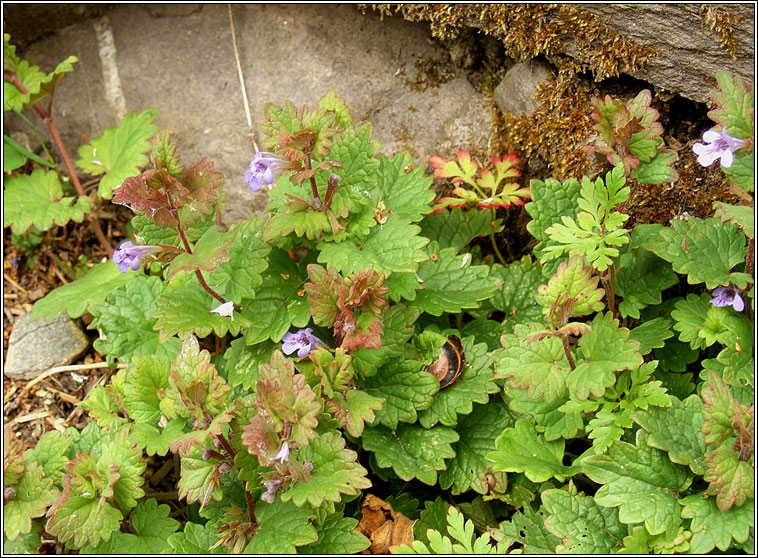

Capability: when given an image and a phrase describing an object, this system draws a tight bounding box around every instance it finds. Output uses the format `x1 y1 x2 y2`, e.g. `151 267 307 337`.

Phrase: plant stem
215 433 256 524
5 72 112 254
562 337 576 370
489 207 507 266
305 154 321 203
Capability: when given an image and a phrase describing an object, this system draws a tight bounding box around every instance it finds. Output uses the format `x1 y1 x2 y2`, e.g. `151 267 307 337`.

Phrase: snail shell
426 335 465 389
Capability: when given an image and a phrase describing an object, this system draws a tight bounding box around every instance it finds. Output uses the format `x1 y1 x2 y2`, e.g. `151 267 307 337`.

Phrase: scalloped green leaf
704 445 754 512
76 108 160 199
486 418 579 483
492 503 560 554
371 151 435 222
154 277 250 341
131 419 186 457
167 522 226 554
646 217 750 289
3 462 58 540
439 400 514 495
631 394 707 475
97 429 146 513
671 292 735 350
165 225 232 280
23 429 71 485
89 275 182 365
681 493 754 554
488 255 544 327
525 176 582 262
351 304 420 376
356 360 438 429
582 429 692 535
221 337 276 390
708 70 754 140
362 423 458 485
507 387 585 441
240 248 311 344
4 53 77 111
632 148 679 184
317 214 429 276
3 168 90 234
535 254 605 320
414 243 499 316
121 355 171 424
420 207 493 251
493 324 571 403
244 498 318 553
280 431 371 507
177 446 222 506
418 336 499 428
629 317 674 355
78 384 128 431
568 312 643 400
722 152 754 192
714 202 754 239
542 482 626 553
299 513 370 555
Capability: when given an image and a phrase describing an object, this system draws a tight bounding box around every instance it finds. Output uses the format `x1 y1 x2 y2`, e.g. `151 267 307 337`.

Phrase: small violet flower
710 284 745 312
281 328 324 358
210 301 235 320
244 151 287 192
112 241 159 273
692 128 747 168
261 479 282 503
271 441 289 464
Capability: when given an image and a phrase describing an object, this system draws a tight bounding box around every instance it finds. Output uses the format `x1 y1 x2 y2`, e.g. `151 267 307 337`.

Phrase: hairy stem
305 154 321 203
6 71 112 255
562 337 576 370
215 433 256 524
489 207 507 266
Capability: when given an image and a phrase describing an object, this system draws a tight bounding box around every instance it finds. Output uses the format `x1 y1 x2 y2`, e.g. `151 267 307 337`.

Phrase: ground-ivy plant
5 73 754 554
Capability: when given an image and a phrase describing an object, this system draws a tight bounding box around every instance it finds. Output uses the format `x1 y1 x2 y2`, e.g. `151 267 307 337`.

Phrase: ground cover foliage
3 33 754 554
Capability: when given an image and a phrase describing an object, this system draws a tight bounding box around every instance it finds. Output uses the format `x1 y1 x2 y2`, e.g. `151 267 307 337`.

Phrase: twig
18 361 127 399
228 4 259 152
4 273 28 294
11 410 54 424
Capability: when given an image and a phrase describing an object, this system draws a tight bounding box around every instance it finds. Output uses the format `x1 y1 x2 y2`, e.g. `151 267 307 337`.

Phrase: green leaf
632 148 679 183
414 243 499 316
4 53 78 110
3 521 42 553
317 214 429 276
299 513 370 554
351 304 420 376
207 218 271 304
582 429 692 535
97 429 146 513
492 504 560 554
3 462 58 540
439 400 514 495
525 176 582 264
420 207 493 251
629 317 674 355
31 261 132 321
244 498 318 553
165 226 232 280
240 248 311 345
487 418 579 483
395 505 499 554
131 419 186 457
542 482 627 553
79 384 128 431
507 387 585 441
708 70 754 140
618 524 691 554
177 446 222 506
76 108 160 199
121 355 171 424
154 277 250 341
713 201 754 239
704 445 754 512
493 324 571 403
681 493 754 554
80 498 180 554
23 429 71 485
646 217 750 289
568 312 643 400
335 388 384 437
488 256 544 328
280 431 371 507
632 394 708 475
671 292 733 350
362 423 458 485
418 336 499 428
3 168 90 234
535 254 605 321
221 337 276 390
723 151 754 192
372 152 435 222
89 275 182 366
356 360 438 429
167 522 226 554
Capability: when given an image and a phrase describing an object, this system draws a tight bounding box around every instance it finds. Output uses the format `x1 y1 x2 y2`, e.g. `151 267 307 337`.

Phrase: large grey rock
493 59 553 117
3 4 492 226
3 313 90 380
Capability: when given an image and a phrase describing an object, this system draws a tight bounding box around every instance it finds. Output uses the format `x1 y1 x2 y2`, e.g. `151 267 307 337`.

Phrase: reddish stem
305 154 321 203
215 433 256 524
6 72 112 254
562 337 576 370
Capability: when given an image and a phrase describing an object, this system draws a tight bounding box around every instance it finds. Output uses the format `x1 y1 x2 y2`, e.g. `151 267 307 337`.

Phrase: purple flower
261 479 282 503
112 241 159 273
271 441 290 464
710 284 745 312
281 328 324 358
692 128 747 168
244 152 287 192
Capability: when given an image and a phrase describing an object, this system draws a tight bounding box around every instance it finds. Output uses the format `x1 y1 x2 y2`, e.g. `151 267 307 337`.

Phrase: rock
2 4 492 226
3 313 90 381
493 59 553 117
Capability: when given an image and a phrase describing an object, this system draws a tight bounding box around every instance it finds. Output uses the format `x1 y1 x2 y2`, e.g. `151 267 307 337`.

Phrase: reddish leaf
182 157 225 219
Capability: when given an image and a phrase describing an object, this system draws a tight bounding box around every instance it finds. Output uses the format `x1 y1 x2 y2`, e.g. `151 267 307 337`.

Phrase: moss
699 6 742 59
